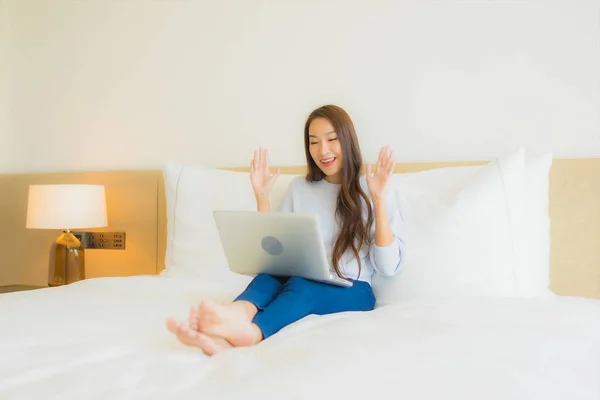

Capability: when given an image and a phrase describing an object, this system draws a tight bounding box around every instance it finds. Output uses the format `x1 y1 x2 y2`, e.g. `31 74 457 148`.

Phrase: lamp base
49 233 86 287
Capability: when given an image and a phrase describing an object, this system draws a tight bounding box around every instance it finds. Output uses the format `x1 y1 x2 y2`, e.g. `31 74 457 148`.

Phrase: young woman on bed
166 104 405 356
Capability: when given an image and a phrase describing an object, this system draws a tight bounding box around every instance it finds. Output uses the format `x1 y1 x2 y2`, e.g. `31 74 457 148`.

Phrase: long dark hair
304 105 374 279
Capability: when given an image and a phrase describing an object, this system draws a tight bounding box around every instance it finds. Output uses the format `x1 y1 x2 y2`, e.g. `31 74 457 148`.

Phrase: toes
188 305 200 331
170 317 234 356
166 318 180 334
175 325 200 346
196 333 220 356
179 326 225 356
168 320 203 347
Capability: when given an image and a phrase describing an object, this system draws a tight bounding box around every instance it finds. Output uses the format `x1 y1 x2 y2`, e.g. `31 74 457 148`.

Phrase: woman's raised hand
366 145 395 202
250 147 280 198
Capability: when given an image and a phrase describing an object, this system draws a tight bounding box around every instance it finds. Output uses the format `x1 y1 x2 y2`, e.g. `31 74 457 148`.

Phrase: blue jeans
234 274 376 338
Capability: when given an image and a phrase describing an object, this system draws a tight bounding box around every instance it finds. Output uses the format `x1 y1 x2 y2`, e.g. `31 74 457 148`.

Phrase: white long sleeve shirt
275 175 405 284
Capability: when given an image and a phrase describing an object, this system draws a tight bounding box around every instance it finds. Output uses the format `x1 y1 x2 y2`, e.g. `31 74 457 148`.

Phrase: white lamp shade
26 184 108 229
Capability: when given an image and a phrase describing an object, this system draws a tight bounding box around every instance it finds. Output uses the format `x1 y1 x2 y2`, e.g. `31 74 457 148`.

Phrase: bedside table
0 285 47 294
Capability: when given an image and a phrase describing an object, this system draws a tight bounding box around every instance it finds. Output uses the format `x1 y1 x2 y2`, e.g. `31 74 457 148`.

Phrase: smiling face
307 117 344 183
304 105 363 186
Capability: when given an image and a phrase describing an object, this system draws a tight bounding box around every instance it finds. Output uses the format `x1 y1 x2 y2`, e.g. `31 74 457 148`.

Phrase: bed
1 147 599 399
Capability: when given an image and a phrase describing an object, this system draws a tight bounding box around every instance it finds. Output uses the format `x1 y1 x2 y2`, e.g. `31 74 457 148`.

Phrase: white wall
0 0 11 170
4 0 600 173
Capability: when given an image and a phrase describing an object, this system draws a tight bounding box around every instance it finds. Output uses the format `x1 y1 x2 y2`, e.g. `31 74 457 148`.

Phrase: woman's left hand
367 145 395 203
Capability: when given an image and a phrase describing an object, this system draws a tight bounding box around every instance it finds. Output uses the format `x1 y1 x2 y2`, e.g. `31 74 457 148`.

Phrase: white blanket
1 276 599 400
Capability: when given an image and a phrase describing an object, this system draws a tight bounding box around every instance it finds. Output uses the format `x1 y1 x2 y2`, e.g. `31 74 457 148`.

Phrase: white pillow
161 149 552 298
371 148 527 302
521 151 553 296
161 162 299 283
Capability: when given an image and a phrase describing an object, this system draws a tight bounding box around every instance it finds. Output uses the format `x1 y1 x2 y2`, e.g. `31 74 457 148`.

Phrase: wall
3 0 600 173
0 0 11 170
0 170 163 286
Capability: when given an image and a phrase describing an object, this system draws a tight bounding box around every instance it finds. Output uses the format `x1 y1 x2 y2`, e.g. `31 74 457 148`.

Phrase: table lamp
26 184 108 286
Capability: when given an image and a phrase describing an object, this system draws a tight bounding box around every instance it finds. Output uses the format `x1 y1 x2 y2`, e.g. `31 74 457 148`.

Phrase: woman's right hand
250 147 280 198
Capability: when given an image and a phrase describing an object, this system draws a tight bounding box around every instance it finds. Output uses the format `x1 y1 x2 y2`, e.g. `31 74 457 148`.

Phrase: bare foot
165 318 233 356
193 300 256 332
188 304 201 331
196 299 263 347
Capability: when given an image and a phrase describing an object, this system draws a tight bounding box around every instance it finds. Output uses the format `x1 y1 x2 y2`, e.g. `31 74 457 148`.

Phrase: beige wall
0 170 163 286
2 0 599 174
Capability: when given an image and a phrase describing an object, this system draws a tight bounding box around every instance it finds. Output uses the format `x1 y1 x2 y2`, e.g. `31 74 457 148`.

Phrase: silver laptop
212 210 353 287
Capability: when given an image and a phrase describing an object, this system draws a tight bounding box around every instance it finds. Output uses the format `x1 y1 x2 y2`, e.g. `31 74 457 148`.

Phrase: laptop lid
212 210 332 280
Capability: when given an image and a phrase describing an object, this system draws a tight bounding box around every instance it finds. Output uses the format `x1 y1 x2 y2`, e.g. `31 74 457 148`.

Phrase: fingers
262 147 269 171
251 149 258 171
386 147 395 176
377 146 385 171
375 145 394 175
257 147 263 171
251 147 270 172
387 160 395 176
269 167 281 185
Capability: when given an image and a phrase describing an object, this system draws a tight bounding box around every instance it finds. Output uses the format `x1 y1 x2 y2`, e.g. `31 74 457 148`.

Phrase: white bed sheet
0 275 599 400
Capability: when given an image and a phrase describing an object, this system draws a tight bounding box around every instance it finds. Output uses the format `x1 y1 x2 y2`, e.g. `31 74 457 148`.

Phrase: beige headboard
2 158 599 299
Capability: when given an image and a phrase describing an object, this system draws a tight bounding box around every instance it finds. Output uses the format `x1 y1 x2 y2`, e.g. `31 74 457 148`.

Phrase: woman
166 105 405 355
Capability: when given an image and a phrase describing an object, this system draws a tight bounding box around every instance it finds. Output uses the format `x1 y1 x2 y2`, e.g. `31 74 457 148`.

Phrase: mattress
0 275 599 400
